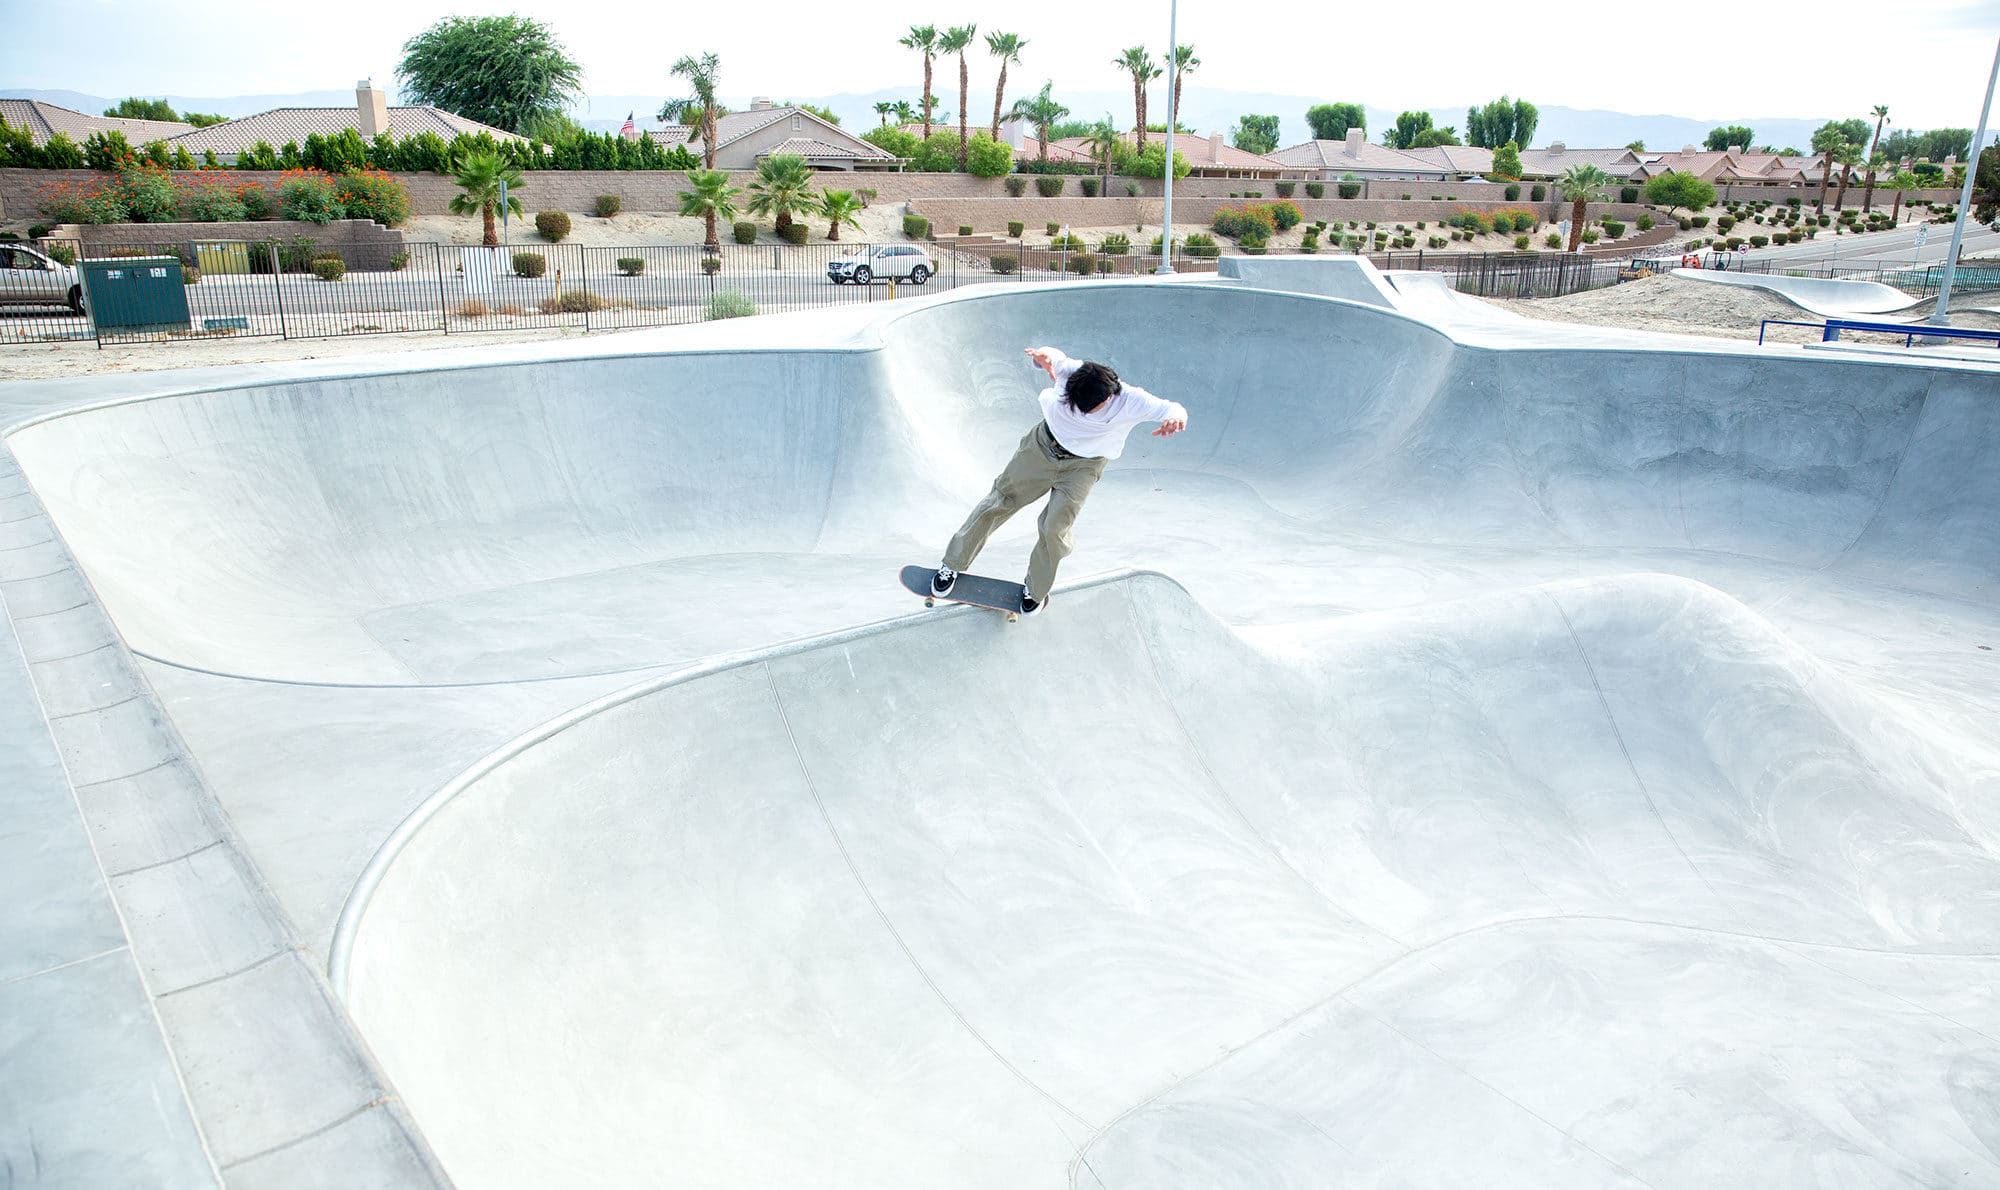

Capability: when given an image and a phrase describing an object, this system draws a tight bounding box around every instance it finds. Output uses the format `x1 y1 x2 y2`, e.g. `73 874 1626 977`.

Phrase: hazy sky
8 0 1997 129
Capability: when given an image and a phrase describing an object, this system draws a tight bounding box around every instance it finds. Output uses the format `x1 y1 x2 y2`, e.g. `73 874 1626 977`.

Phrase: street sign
1915 223 1931 249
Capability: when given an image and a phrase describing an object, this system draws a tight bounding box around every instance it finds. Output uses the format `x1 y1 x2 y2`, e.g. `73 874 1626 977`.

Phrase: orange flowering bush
277 168 344 224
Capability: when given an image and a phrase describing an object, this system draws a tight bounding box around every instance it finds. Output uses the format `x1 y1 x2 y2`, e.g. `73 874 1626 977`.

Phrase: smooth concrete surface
3 274 1999 1187
1216 253 1401 306
1672 267 1922 317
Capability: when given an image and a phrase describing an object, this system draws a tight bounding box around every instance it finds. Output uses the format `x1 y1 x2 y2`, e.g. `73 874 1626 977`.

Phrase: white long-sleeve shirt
1034 348 1188 460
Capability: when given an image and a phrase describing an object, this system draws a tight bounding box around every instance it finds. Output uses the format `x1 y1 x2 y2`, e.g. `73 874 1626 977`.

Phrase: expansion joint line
758 663 1093 1131
1542 590 1720 900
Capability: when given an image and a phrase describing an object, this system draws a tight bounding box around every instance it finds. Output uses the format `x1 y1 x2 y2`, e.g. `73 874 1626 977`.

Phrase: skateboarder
930 346 1187 615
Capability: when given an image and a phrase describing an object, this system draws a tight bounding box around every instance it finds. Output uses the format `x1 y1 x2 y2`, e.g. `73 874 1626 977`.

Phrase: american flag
620 111 636 138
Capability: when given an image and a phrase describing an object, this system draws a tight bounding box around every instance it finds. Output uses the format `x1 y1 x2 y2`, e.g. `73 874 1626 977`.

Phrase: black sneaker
1019 587 1043 617
931 566 957 597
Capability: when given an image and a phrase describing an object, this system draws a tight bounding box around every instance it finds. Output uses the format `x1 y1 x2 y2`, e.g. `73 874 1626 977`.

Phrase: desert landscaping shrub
1080 177 1100 197
1305 182 1324 198
1052 232 1087 251
733 221 757 244
177 178 248 223
1749 235 1769 248
778 222 809 245
1619 186 1639 204
1007 220 1025 237
1515 234 1531 250
1692 215 1710 228
706 289 756 320
1581 229 1600 243
535 210 571 242
1338 182 1361 199
1636 214 1654 231
277 169 343 224
1046 221 1061 236
1035 176 1064 197
1275 181 1295 197
989 254 1019 274
1716 215 1735 232
616 256 645 276
280 236 319 272
1300 235 1319 253
1601 220 1625 238
594 194 621 216
1788 229 1805 242
1428 235 1448 248
1183 232 1221 258
902 214 929 239
388 251 410 271
551 289 611 313
1100 233 1130 254
1546 232 1562 248
512 251 546 278
1504 184 1520 201
1530 184 1546 202
1725 237 1745 249
1065 252 1098 274
1125 182 1139 197
456 298 489 317
1267 200 1303 231
310 253 345 281
700 256 722 275
1004 176 1028 197
958 224 974 236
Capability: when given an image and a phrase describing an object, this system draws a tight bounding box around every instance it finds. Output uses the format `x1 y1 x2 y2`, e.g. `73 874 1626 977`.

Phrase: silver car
827 244 934 285
0 244 84 313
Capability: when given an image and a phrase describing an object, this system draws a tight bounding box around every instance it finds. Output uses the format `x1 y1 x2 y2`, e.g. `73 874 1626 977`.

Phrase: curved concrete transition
9 277 2000 1187
1672 268 1922 318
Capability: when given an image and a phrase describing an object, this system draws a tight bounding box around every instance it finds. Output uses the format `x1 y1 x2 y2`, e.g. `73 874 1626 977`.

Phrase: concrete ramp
1215 254 1401 306
1673 267 1921 317
337 572 2000 1189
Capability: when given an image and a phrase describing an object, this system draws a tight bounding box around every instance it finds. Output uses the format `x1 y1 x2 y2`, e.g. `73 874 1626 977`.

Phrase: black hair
1063 361 1122 413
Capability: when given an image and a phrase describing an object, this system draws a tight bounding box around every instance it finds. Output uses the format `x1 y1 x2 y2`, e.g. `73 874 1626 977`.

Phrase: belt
1039 421 1082 460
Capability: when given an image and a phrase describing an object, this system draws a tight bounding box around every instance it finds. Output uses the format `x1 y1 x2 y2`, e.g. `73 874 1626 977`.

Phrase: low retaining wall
910 196 1659 235
46 218 407 270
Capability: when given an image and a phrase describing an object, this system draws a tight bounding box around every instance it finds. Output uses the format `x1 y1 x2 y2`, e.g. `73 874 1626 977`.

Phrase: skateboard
899 565 1026 622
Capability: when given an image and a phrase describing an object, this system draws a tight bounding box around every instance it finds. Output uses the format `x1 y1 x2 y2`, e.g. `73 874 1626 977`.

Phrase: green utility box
193 240 251 274
80 257 191 333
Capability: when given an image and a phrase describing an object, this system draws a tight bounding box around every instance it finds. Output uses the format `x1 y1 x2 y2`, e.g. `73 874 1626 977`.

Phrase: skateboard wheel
924 597 935 608
1007 612 1019 623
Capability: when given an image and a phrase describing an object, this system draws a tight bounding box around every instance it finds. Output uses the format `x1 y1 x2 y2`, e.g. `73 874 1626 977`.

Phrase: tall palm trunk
1133 80 1145 151
957 55 970 168
1818 158 1832 207
990 64 1008 141
1037 121 1049 162
1835 167 1851 209
704 210 717 253
703 104 717 171
1172 74 1184 128
1891 189 1903 222
1568 197 1586 251
482 201 496 247
1862 171 1876 212
922 58 934 136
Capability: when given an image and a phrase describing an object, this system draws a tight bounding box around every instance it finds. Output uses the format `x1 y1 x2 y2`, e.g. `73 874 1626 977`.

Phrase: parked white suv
827 244 934 285
0 243 83 313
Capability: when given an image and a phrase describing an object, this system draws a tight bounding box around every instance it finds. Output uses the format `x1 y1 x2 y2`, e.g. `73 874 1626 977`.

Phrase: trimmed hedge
311 254 345 281
594 194 620 216
535 210 571 242
616 256 645 275
902 214 929 239
511 251 546 278
1035 176 1065 197
1004 176 1028 197
778 222 808 245
732 221 756 244
1007 220 1024 237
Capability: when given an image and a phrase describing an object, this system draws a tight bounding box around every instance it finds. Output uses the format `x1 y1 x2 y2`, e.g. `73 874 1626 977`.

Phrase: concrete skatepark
3 261 1998 1187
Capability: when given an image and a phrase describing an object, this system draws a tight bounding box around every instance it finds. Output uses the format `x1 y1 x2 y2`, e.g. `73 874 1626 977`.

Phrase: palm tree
1082 116 1121 194
899 26 940 137
1866 104 1890 162
941 24 977 169
1811 124 1846 208
1885 170 1915 222
1832 142 1862 209
746 153 816 234
1558 164 1610 252
448 150 525 246
1115 46 1153 150
986 31 1027 140
1168 44 1199 127
1009 82 1068 163
679 168 740 253
659 53 722 171
1861 150 1889 212
873 101 895 127
820 188 864 241
890 100 917 126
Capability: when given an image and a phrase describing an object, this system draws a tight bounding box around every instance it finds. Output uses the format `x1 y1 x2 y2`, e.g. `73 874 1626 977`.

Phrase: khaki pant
944 422 1108 602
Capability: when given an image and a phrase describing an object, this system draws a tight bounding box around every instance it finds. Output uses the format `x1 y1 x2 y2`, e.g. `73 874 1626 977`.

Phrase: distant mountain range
0 85 1898 156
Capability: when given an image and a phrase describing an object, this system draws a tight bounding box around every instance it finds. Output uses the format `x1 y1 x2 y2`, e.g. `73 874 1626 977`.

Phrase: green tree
1082 116 1121 190
1866 104 1889 162
397 15 583 134
820 188 863 241
1306 103 1365 141
900 25 941 137
911 131 964 173
862 126 921 159
1558 164 1610 251
942 24 977 168
1468 97 1535 148
659 53 723 171
1881 127 1971 163
1626 139 1646 152
1127 142 1190 179
679 168 741 253
965 132 1015 177
1644 171 1716 214
1832 142 1863 209
1116 46 1156 150
1490 141 1522 180
1861 151 1890 212
1811 121 1851 207
1010 83 1070 162
1388 111 1433 150
1704 125 1754 152
447 150 525 246
1410 127 1461 148
890 100 918 126
103 97 179 122
986 31 1027 140
1883 170 1919 222
873 101 895 127
1168 44 1198 126
1833 118 1871 147
746 154 816 234
182 112 227 128
1231 114 1280 156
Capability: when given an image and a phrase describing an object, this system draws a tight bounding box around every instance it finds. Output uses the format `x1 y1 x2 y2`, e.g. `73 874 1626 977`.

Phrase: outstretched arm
1025 345 1074 383
1125 384 1189 437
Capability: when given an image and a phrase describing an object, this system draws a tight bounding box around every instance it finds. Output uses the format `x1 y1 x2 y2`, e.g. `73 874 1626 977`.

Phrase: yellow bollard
887 277 897 301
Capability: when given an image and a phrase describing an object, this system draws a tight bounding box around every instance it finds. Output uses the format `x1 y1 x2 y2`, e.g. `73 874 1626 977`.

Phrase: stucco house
648 100 901 171
0 99 192 147
1513 144 1646 181
167 82 519 162
1266 130 1449 181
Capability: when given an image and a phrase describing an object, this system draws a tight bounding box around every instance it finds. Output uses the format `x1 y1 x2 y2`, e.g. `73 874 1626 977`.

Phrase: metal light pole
1932 33 1999 325
1158 0 1179 274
